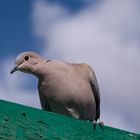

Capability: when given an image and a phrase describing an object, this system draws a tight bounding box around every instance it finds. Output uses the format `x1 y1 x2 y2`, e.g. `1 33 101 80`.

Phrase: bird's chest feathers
38 66 91 107
38 72 75 102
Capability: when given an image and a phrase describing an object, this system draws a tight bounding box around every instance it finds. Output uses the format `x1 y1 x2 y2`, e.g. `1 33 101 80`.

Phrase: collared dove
11 51 102 125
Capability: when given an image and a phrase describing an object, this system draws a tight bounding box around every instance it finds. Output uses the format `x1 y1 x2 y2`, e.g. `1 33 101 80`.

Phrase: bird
10 51 103 128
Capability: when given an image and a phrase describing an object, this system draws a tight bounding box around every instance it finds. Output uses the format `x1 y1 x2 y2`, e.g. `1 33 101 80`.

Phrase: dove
10 51 102 127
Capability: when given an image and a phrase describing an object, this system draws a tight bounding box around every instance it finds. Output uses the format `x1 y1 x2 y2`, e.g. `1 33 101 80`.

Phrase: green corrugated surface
0 99 139 140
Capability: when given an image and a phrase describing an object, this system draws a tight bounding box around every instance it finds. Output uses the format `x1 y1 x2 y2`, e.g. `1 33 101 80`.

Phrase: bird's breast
38 69 96 121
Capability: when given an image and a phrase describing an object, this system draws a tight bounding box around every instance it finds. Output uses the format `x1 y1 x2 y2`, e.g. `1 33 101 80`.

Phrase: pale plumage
11 51 101 122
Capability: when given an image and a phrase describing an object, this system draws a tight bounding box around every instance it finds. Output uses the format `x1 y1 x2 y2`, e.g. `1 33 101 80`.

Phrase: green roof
0 99 139 140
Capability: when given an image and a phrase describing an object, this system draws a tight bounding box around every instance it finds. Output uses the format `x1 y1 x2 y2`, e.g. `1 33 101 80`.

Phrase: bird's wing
88 66 100 121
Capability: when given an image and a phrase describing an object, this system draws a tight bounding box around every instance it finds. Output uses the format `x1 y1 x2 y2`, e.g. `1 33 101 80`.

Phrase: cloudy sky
0 0 140 133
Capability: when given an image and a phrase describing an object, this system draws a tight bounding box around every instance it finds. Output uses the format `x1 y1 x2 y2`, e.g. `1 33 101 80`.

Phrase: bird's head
10 51 44 74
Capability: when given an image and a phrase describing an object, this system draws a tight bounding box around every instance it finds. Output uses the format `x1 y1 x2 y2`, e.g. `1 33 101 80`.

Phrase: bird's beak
10 66 18 74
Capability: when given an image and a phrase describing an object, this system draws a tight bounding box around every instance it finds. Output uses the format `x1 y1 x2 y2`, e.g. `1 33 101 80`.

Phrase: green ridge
0 99 139 140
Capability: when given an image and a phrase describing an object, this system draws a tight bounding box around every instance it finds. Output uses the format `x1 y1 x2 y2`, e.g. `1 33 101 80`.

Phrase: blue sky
0 0 140 133
0 0 40 57
0 0 99 57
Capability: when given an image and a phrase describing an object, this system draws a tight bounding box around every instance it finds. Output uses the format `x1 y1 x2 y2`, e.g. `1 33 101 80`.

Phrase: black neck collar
45 59 51 63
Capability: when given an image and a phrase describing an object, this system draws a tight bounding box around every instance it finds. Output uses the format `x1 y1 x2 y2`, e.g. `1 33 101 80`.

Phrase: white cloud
32 0 140 133
32 0 68 40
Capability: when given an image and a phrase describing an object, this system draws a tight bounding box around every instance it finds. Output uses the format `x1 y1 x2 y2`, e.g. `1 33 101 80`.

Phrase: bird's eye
24 56 30 61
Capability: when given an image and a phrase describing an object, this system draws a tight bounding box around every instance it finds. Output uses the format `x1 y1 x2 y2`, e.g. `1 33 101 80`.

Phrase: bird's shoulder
71 63 95 78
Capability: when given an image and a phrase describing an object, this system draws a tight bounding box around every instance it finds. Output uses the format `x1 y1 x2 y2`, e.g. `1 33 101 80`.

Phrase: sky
0 0 140 133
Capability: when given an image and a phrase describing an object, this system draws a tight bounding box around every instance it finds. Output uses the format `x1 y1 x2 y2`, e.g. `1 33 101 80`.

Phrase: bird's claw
93 120 104 131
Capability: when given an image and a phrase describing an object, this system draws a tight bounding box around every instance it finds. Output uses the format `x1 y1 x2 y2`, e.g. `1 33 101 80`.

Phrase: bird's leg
92 119 104 131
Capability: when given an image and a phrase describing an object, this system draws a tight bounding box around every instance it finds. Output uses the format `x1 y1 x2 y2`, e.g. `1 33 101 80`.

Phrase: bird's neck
32 60 50 80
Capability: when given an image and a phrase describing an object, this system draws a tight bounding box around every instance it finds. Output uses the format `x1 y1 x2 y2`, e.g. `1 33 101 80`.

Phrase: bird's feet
92 120 104 131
